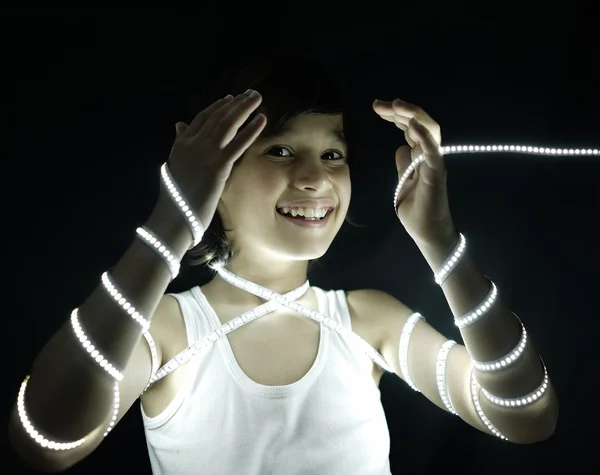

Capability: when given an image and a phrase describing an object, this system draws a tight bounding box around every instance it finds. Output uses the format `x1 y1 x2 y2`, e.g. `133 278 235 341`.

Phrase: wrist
415 229 460 271
147 194 194 259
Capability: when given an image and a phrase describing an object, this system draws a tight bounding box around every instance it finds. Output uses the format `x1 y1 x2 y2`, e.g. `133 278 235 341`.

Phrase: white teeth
278 207 330 219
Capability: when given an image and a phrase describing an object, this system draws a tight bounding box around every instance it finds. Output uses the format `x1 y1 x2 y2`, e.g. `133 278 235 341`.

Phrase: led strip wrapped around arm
160 163 204 247
16 161 200 450
17 376 87 451
436 340 458 414
18 309 122 449
434 234 466 285
100 271 159 378
427 221 550 439
135 226 180 281
470 370 506 440
16 143 586 450
481 361 549 407
398 313 425 392
471 320 527 372
69 309 122 436
101 272 150 333
454 281 498 329
470 362 549 439
70 309 124 381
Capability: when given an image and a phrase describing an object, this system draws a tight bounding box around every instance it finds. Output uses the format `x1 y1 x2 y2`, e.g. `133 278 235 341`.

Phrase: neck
204 251 311 306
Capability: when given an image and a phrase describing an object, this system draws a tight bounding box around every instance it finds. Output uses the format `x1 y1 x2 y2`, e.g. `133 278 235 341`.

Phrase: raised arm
8 190 192 472
348 232 558 444
8 90 267 472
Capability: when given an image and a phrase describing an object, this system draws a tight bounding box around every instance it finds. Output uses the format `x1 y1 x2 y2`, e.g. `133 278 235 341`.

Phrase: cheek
336 174 352 203
228 168 279 209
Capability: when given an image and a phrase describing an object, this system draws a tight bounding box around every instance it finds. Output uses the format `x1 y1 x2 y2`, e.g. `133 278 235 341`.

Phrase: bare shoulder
345 289 414 345
346 288 412 318
155 293 183 322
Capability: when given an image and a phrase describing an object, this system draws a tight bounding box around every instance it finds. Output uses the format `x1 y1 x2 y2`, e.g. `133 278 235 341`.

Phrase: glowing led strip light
160 163 204 247
394 145 599 211
70 309 123 381
398 313 425 392
100 271 160 380
454 282 498 329
101 272 151 333
145 281 310 387
20 144 590 451
434 233 466 285
471 370 506 440
481 363 549 407
19 310 123 449
211 262 396 374
135 226 180 281
436 340 458 414
472 323 527 372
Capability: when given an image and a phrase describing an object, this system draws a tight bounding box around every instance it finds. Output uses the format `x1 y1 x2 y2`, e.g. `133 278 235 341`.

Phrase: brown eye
266 146 292 157
322 150 344 161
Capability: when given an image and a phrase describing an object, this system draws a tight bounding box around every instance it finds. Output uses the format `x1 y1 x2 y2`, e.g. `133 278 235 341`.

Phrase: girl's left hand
373 98 457 246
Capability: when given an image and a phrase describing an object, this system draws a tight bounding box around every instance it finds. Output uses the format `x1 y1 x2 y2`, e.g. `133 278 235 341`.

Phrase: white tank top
141 285 391 475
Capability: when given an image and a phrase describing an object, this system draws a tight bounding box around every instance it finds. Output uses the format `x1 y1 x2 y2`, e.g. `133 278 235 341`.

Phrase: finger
375 111 416 146
208 91 263 147
393 100 442 143
186 95 234 136
221 113 267 163
175 122 188 137
376 114 402 128
386 118 416 148
374 100 418 146
394 145 418 206
395 145 413 176
409 118 445 172
377 99 442 145
404 126 418 148
373 99 414 121
373 98 412 112
202 90 256 136
372 99 397 115
375 98 434 125
202 90 254 135
391 100 416 126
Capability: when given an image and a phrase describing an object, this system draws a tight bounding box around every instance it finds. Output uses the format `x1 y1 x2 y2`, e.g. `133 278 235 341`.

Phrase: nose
291 158 333 192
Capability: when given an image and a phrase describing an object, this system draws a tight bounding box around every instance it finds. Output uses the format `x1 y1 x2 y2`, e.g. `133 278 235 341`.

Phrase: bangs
229 54 345 138
191 52 351 159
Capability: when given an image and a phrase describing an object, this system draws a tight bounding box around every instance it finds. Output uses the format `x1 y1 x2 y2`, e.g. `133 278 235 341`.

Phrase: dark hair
185 52 364 271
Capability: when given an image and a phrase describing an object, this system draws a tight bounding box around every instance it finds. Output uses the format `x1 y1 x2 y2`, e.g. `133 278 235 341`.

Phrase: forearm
417 232 558 442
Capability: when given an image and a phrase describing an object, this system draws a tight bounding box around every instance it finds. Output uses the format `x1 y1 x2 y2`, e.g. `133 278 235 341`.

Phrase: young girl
9 54 558 474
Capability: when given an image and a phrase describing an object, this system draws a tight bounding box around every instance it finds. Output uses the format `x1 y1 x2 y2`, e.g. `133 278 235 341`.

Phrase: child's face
218 113 350 262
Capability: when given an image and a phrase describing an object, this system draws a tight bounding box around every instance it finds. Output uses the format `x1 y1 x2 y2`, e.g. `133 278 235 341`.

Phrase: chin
279 242 331 261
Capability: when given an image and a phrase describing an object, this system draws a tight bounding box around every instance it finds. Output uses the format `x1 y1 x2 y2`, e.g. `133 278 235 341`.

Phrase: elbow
9 426 67 473
531 399 559 444
512 421 557 445
8 406 78 473
532 390 559 444
509 392 559 445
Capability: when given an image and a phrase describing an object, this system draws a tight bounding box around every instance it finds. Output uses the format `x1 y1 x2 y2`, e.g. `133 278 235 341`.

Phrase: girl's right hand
165 90 266 231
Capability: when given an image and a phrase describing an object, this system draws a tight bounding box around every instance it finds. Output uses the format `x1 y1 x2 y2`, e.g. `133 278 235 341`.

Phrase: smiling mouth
275 208 334 220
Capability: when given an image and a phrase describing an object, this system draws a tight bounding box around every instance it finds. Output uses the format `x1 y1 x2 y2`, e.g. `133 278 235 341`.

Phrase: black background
3 6 599 474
